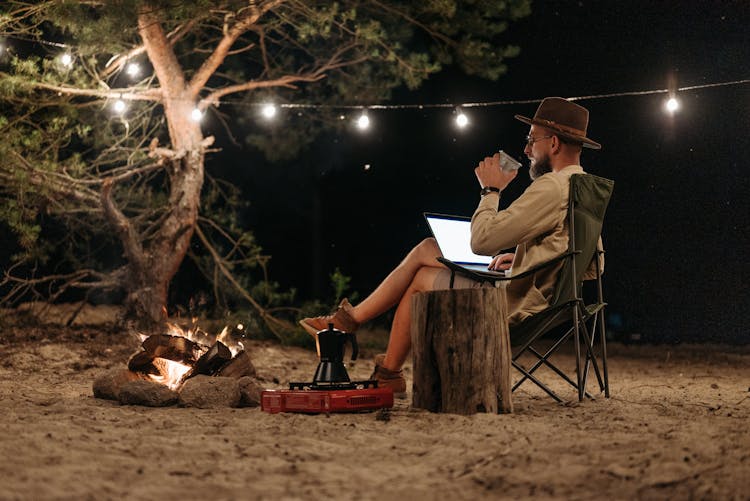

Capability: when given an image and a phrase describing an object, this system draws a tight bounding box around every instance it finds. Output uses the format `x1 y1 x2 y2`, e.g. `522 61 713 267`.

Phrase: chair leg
513 318 598 401
579 316 605 393
598 307 610 398
573 306 584 401
512 328 572 388
525 346 597 399
511 361 563 403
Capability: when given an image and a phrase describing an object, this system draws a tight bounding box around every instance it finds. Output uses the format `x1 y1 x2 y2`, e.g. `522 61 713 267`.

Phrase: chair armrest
502 251 579 281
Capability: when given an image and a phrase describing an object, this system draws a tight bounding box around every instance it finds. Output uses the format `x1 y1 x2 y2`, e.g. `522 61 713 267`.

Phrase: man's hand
488 252 514 271
474 152 518 191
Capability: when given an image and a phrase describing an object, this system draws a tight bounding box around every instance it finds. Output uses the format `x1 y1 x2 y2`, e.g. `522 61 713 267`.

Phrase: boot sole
298 319 319 338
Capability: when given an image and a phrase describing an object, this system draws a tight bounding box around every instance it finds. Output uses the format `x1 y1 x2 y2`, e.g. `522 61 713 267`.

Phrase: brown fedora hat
515 97 601 149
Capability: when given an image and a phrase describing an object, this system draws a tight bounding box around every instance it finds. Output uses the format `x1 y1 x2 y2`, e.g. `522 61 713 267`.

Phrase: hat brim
515 114 601 150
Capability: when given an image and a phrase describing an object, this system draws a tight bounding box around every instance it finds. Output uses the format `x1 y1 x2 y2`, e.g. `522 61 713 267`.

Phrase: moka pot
312 323 359 384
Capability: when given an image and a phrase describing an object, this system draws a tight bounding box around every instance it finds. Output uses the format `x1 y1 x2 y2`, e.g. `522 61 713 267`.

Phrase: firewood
141 334 206 363
217 350 257 378
128 334 206 374
181 341 232 381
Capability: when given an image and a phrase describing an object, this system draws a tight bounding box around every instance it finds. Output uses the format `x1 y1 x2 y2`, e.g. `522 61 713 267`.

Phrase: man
300 97 602 397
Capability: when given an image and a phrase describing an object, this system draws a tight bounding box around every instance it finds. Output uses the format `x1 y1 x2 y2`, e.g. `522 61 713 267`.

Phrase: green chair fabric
440 173 614 403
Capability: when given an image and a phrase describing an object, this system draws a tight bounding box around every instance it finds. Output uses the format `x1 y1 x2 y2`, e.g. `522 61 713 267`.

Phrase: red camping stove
261 324 393 414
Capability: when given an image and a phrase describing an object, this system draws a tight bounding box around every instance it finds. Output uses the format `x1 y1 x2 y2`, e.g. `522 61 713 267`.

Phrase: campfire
93 323 260 408
128 323 252 390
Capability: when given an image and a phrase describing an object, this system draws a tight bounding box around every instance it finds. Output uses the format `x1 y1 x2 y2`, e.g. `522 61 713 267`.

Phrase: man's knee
413 237 440 260
412 266 440 292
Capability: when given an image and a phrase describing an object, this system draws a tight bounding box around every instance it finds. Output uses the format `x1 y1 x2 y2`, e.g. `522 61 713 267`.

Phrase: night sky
215 1 749 344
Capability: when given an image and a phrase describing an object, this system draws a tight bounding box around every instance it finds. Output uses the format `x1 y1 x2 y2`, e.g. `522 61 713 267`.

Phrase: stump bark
411 287 512 414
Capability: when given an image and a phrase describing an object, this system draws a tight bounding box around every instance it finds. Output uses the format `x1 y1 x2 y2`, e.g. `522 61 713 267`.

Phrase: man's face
524 126 553 180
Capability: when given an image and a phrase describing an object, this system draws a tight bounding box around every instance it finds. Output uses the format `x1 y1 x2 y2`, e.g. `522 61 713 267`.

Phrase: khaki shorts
432 268 496 291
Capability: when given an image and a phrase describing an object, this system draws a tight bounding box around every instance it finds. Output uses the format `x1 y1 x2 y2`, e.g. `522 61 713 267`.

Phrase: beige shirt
471 165 602 325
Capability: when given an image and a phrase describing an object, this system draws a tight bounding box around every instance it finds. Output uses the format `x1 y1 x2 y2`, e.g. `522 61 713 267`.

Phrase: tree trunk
411 288 513 414
112 10 208 331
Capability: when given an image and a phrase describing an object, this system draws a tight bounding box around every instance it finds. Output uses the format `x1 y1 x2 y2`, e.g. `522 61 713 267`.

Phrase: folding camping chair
438 173 614 402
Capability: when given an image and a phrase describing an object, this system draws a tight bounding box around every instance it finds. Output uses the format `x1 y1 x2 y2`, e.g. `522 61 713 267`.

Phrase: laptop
423 212 508 277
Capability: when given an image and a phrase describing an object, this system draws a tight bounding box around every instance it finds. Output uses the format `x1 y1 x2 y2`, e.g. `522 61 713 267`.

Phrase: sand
0 323 748 500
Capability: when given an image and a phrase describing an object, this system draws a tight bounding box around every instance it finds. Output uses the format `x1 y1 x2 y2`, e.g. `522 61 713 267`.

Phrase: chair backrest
550 174 614 306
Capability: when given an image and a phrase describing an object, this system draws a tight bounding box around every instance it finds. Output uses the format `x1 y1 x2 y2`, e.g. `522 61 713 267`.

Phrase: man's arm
470 175 567 255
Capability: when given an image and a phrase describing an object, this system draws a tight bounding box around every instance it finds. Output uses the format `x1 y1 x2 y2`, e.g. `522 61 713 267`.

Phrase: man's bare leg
380 266 442 370
349 237 443 324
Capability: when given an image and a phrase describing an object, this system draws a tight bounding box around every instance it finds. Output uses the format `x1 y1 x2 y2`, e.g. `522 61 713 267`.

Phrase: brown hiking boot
299 299 360 355
299 298 359 336
370 355 407 399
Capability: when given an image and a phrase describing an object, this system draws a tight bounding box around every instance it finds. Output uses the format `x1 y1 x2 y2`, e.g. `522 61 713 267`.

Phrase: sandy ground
0 322 748 501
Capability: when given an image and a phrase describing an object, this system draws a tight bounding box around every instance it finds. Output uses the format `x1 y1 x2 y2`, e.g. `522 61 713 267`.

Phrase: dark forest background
212 1 750 344
2 1 748 343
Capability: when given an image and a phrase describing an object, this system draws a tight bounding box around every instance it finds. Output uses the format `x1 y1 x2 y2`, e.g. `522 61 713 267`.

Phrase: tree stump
411 287 512 414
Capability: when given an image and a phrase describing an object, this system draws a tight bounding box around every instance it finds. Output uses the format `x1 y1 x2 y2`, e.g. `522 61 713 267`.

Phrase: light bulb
126 63 141 77
113 99 127 113
60 53 73 67
665 97 680 113
455 112 469 128
191 108 203 122
356 113 370 130
261 103 277 119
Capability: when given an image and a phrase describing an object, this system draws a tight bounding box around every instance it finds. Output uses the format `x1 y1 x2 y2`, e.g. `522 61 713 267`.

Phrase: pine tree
0 0 530 330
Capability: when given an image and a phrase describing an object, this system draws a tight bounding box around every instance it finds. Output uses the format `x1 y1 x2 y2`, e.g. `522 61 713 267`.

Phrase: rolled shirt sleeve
470 175 567 255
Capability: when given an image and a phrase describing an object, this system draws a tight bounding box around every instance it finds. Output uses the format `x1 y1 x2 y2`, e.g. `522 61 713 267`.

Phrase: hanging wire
3 34 750 110
219 78 750 110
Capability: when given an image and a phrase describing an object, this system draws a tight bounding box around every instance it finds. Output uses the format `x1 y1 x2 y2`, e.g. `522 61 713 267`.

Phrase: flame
136 322 247 389
149 357 192 390
139 322 245 356
216 325 245 356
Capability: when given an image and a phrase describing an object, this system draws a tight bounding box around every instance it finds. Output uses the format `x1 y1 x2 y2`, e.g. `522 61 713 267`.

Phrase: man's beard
529 153 552 180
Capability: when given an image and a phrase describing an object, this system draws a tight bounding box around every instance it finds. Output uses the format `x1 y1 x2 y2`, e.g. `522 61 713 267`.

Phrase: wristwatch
480 186 500 197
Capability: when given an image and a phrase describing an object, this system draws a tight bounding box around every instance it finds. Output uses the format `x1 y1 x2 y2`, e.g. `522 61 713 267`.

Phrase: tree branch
137 3 187 98
0 74 163 102
188 0 286 96
200 73 326 106
100 19 199 79
100 179 147 272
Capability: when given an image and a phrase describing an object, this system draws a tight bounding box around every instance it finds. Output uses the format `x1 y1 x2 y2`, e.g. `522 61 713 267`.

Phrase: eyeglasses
525 135 553 146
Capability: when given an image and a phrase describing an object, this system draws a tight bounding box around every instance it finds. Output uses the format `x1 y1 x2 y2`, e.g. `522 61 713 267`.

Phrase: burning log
217 351 256 379
128 334 206 375
186 340 232 378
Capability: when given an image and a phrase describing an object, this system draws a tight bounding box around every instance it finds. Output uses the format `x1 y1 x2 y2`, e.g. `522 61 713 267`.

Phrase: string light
356 111 370 130
59 53 73 67
665 97 680 113
112 99 127 113
4 36 750 131
125 62 141 78
261 103 277 119
455 110 469 128
2 35 749 111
